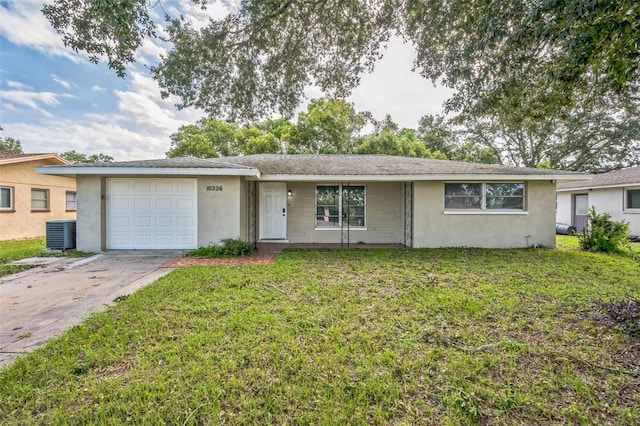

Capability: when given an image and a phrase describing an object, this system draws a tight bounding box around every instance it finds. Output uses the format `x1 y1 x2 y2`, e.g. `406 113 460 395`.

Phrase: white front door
259 182 287 239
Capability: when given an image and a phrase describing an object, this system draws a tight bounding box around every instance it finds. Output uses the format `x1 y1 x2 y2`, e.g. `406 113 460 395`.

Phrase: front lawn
0 237 46 277
1 245 639 424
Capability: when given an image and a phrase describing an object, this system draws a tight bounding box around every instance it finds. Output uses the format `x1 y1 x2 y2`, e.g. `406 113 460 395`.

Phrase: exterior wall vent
46 220 77 250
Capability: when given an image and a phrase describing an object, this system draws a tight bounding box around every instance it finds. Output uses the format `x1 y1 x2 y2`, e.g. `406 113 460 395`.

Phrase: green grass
1 243 640 424
0 238 94 277
0 237 47 277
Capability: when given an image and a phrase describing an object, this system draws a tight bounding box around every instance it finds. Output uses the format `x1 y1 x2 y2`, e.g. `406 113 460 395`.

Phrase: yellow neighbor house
0 153 76 241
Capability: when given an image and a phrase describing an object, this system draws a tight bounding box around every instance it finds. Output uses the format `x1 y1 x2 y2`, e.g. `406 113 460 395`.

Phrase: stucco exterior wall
556 187 640 235
75 176 104 252
1 160 76 241
197 176 243 246
413 180 556 248
285 181 405 244
556 192 573 225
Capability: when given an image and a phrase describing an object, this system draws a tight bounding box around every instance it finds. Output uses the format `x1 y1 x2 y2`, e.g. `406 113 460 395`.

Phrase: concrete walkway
0 251 181 368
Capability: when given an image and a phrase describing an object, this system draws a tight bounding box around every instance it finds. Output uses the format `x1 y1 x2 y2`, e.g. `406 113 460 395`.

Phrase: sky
0 0 454 161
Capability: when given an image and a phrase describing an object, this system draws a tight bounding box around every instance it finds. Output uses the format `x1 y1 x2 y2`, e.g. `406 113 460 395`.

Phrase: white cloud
0 2 84 63
348 38 455 128
0 90 72 117
6 80 33 90
51 74 73 89
90 85 107 93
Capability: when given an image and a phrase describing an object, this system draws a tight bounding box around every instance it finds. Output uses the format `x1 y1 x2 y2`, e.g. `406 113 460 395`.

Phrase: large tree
44 0 640 121
460 93 640 172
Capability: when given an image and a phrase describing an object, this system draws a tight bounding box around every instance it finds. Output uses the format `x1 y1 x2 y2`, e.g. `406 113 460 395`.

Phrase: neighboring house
557 166 640 235
36 154 585 252
1 153 77 241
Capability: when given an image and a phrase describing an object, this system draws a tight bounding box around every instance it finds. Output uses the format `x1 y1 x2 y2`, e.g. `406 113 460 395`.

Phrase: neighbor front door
573 194 589 231
259 182 287 239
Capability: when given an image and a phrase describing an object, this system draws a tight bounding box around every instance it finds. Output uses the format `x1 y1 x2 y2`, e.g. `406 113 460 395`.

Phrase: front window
31 188 49 211
1 186 14 211
444 182 526 211
66 191 77 211
316 184 366 228
627 189 640 209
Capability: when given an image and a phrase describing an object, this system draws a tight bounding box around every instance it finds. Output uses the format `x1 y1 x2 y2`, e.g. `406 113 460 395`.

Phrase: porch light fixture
287 189 293 196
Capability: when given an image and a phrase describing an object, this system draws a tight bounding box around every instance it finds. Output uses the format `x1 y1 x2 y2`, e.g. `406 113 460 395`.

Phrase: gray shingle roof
55 157 255 169
37 154 587 179
221 154 583 176
557 166 640 190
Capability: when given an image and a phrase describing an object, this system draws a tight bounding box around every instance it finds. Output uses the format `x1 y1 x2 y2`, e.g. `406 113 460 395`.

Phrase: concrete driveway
0 251 181 368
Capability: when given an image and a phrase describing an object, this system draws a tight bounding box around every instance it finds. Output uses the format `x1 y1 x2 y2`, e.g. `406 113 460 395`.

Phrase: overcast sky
0 0 454 161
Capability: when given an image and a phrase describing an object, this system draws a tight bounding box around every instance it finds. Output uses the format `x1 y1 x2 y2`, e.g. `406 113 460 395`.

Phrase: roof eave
557 182 640 192
1 154 69 166
35 166 261 177
255 173 589 182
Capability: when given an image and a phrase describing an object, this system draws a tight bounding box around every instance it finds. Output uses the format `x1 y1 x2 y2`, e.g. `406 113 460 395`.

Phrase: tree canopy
0 128 23 154
167 98 485 162
59 150 114 163
44 0 640 121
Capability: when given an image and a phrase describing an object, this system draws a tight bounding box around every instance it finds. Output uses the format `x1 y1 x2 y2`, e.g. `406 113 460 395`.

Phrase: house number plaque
206 186 223 191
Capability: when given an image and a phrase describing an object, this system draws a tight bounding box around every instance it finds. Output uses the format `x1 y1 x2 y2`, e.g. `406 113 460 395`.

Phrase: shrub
579 207 630 253
186 238 254 258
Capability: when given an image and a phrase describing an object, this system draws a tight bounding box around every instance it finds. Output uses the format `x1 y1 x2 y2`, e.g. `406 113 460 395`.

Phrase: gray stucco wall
197 176 243 246
413 180 556 248
284 181 405 244
75 176 104 252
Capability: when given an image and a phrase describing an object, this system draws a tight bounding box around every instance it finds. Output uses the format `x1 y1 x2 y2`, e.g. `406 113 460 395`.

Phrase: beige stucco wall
413 180 556 248
284 181 405 244
197 176 243 246
557 187 640 235
0 160 76 241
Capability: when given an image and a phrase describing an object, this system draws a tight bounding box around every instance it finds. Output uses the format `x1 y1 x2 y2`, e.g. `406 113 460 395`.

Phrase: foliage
579 207 631 253
1 247 639 423
288 99 369 154
600 298 640 337
186 238 253 258
44 0 640 122
0 127 23 154
59 150 114 164
0 238 45 277
460 95 640 172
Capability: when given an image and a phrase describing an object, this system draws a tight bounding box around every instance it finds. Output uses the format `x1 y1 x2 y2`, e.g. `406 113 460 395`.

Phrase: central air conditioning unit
46 220 77 250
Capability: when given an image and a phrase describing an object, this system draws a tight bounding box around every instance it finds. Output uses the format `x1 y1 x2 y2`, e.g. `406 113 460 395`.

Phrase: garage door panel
107 178 197 249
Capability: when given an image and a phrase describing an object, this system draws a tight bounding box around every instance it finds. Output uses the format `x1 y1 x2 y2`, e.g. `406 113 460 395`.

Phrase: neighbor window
66 191 77 211
445 183 525 211
316 184 366 228
627 189 640 209
31 188 49 211
0 186 14 211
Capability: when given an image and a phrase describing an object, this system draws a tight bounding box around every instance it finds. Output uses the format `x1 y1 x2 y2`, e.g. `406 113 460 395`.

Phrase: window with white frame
627 189 640 210
31 188 49 211
1 186 14 211
66 191 77 211
444 183 525 211
316 184 366 228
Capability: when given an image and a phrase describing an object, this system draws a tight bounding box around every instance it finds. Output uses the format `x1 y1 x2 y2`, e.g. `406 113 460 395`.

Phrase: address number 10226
206 185 223 191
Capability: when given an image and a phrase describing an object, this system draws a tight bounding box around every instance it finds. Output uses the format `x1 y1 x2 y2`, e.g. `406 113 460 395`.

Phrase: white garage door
107 178 197 249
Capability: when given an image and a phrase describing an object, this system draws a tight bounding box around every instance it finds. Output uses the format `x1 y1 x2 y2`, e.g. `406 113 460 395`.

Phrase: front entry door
259 182 287 239
573 194 589 231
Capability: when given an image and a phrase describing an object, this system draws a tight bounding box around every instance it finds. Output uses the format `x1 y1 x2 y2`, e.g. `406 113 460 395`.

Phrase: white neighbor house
37 154 585 252
556 166 640 235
